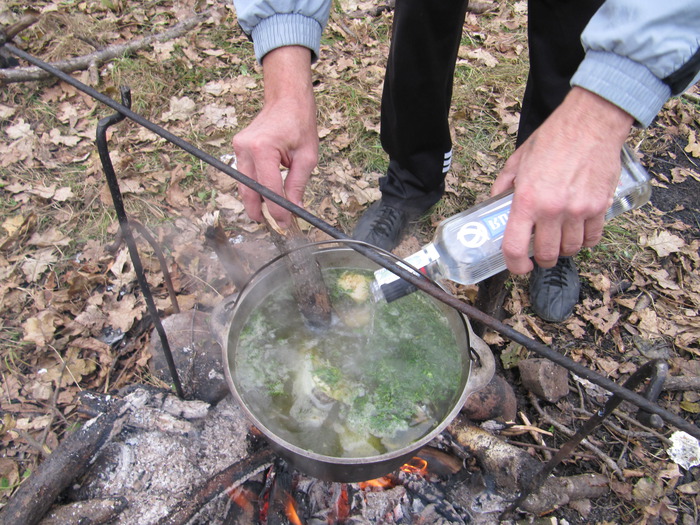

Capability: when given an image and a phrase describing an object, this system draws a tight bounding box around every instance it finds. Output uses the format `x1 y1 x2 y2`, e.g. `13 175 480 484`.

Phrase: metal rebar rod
96 86 184 399
5 42 700 440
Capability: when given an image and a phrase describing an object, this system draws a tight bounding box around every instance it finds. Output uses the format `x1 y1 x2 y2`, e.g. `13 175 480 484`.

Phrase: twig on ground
0 10 212 84
519 410 552 461
572 407 671 445
14 429 51 459
505 439 596 460
663 375 700 392
38 358 67 451
682 92 700 105
529 393 624 480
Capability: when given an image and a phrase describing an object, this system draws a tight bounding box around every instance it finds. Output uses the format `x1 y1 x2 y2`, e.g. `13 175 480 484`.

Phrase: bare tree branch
0 10 211 84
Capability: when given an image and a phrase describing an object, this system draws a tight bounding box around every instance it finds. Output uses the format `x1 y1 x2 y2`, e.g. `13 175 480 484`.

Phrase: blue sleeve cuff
571 50 672 128
251 13 323 63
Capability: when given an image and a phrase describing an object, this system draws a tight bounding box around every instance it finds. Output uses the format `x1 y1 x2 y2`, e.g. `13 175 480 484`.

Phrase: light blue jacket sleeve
232 0 331 63
571 0 700 127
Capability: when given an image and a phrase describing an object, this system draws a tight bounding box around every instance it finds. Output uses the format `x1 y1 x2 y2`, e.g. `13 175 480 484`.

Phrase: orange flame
358 476 395 490
400 457 428 476
285 494 303 525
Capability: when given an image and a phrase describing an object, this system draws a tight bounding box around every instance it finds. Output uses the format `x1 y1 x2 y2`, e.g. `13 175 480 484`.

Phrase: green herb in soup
233 268 463 458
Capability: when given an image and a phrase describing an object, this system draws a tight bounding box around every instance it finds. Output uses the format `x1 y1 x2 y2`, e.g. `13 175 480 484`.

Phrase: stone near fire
518 358 569 403
461 374 517 422
149 310 229 403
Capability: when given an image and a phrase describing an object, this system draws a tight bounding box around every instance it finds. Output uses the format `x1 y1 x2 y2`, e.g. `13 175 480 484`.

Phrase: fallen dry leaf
21 247 58 282
22 310 62 347
162 96 197 122
641 230 686 257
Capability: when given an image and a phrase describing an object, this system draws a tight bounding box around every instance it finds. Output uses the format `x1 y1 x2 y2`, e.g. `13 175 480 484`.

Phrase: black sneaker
352 200 411 251
529 256 581 322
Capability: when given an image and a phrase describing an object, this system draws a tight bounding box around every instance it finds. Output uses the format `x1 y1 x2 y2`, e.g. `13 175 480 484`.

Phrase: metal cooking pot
222 244 494 482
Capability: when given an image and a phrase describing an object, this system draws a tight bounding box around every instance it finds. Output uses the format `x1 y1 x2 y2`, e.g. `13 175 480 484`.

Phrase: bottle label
373 244 439 288
457 206 510 248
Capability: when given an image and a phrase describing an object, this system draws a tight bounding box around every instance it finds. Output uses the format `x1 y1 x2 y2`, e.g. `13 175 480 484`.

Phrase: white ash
70 389 250 524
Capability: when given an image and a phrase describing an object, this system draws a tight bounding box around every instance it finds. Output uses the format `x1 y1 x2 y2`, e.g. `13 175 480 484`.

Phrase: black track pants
379 0 605 208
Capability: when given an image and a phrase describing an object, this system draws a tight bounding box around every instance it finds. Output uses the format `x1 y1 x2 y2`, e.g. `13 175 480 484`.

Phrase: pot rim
222 243 490 467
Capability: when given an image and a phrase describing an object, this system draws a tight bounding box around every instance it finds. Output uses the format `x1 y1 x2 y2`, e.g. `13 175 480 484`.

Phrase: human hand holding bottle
491 87 634 275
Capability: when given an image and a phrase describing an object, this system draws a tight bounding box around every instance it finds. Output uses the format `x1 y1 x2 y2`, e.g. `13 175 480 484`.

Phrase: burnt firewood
37 497 128 525
267 459 295 525
157 447 274 525
262 207 333 329
0 402 128 525
415 447 463 476
448 417 609 516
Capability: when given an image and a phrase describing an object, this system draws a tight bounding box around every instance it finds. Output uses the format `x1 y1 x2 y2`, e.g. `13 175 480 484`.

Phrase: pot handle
464 317 495 396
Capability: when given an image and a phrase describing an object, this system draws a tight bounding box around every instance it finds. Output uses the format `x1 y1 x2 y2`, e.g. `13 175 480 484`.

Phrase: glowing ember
285 494 303 525
226 486 255 514
400 457 428 476
334 484 350 521
358 477 395 490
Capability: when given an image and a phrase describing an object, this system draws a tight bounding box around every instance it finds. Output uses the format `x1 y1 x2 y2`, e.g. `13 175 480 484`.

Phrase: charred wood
0 401 127 525
262 207 333 329
156 447 274 525
37 497 128 525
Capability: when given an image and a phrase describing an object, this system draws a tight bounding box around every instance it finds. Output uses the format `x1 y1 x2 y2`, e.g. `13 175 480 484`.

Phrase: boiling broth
233 268 464 458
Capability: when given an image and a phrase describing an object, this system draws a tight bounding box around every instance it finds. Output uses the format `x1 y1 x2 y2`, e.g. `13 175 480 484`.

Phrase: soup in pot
233 268 464 458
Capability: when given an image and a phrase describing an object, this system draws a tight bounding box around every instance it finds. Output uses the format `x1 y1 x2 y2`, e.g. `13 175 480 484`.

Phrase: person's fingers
255 157 291 227
501 204 536 275
559 218 585 257
531 218 562 269
491 150 522 196
234 150 264 223
284 149 316 208
582 213 606 248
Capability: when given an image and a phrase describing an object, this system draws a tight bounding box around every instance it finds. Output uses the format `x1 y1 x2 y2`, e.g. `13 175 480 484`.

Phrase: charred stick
157 447 275 525
262 206 333 329
36 497 128 525
267 459 295 525
0 402 126 525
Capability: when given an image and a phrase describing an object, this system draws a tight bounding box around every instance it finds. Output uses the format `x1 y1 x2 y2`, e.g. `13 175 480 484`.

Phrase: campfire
224 447 468 524
1 383 611 524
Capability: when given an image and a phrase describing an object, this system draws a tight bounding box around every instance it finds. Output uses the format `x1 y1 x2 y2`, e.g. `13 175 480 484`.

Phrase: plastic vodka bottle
372 144 652 302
